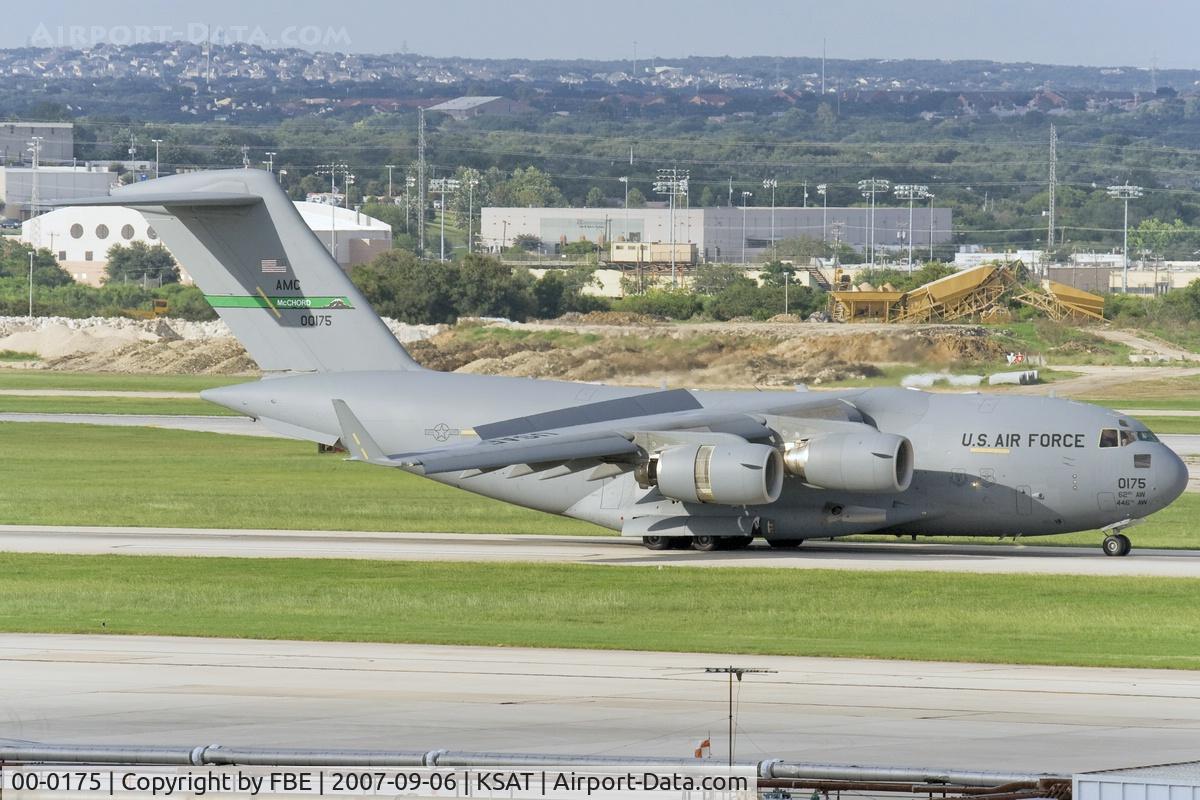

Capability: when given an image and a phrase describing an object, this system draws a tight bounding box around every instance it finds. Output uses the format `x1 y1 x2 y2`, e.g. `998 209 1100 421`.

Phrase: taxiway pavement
2 634 1198 774
0 524 1197 576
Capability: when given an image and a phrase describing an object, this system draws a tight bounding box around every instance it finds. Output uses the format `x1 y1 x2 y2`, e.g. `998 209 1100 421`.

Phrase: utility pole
740 191 753 265
1107 182 1144 293
893 184 929 272
151 138 163 179
1047 124 1057 250
762 178 777 261
418 107 427 256
857 178 889 267
386 164 396 198
705 667 776 768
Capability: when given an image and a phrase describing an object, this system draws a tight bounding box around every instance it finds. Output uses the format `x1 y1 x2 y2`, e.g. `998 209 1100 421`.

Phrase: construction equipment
828 262 1104 324
122 298 170 320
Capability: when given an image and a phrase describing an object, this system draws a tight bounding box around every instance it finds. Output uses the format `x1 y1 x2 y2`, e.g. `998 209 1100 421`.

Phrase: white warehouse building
21 202 392 286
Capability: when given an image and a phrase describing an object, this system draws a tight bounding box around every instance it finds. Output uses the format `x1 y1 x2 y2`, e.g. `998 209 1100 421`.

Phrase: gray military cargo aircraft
71 169 1188 556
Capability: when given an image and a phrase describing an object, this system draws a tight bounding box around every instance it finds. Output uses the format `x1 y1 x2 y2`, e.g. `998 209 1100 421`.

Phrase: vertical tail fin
67 169 418 374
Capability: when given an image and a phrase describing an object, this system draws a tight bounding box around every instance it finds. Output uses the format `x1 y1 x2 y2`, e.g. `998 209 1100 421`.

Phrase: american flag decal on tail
261 259 287 273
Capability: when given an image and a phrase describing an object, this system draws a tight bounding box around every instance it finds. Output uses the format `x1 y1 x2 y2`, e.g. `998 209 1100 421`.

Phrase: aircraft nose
1159 444 1190 505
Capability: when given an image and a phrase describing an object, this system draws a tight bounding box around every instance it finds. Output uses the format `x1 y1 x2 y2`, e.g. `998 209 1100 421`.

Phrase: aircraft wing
332 390 863 476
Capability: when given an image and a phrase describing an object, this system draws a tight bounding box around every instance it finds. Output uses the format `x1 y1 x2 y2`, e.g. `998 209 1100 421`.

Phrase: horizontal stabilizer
54 192 261 208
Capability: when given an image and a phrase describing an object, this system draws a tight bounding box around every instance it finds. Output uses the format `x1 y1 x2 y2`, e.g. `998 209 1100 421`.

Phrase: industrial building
479 205 952 264
0 121 74 164
425 96 533 121
21 202 392 286
0 165 117 220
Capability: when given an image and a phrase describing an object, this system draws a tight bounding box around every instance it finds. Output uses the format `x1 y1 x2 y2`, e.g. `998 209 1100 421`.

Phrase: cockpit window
1099 428 1119 448
1136 430 1160 443
1120 429 1137 446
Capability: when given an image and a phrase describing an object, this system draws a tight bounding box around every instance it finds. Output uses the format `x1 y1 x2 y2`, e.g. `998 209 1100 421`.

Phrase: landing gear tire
642 536 672 551
1103 533 1132 557
691 535 720 552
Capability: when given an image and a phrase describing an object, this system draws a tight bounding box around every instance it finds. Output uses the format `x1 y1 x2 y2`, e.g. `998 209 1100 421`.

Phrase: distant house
424 96 533 121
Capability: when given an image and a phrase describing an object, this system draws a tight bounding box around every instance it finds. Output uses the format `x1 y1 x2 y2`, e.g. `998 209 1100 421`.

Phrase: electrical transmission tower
418 107 427 256
1047 124 1057 252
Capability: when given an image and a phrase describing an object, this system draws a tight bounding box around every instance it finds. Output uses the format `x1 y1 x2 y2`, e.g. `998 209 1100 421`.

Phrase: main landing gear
1102 533 1132 557
640 536 754 552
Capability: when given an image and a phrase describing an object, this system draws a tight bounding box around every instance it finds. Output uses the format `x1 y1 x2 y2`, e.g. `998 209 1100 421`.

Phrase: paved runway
0 412 276 437
2 635 1198 773
1 524 1197 576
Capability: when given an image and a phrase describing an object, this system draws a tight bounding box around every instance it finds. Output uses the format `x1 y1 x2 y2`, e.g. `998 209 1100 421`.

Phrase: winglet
331 399 392 465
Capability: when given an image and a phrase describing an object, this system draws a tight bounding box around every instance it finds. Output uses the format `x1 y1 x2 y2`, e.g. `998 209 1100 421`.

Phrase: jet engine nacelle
783 431 914 493
650 441 784 505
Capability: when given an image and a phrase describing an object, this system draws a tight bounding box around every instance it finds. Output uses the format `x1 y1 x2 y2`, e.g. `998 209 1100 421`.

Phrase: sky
8 0 1200 70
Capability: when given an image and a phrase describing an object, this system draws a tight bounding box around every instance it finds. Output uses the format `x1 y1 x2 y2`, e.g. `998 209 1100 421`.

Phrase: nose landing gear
1102 533 1132 557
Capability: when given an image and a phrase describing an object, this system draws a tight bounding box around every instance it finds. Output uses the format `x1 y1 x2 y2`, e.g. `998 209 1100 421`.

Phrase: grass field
0 422 602 534
0 422 1193 547
0 371 252 392
0 396 238 416
2 553 1198 669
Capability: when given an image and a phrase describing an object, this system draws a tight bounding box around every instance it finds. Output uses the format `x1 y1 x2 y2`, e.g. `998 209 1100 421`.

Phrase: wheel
691 535 720 552
723 536 754 550
642 535 671 551
766 539 803 549
1102 535 1131 557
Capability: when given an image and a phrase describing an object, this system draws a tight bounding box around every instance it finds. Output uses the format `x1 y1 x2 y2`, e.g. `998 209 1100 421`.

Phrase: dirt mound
555 310 663 326
47 338 258 374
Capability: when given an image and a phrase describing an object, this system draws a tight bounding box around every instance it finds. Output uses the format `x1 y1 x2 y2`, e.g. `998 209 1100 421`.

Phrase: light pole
654 168 689 286
466 176 479 255
151 138 163 179
857 178 889 267
264 151 275 175
926 192 936 262
405 176 416 235
27 136 43 217
28 251 34 320
618 176 629 241
316 162 348 260
762 178 777 260
893 184 929 272
1107 182 1144 293
740 191 753 265
429 178 460 262
817 183 828 243
386 164 396 198
277 168 287 186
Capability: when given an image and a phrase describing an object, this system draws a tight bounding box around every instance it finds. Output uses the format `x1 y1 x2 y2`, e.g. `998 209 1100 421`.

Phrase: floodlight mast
1107 182 1144 293
654 168 689 286
762 178 778 260
893 184 929 272
857 178 889 266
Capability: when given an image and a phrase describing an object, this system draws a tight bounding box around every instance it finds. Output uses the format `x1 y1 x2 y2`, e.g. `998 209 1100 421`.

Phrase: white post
28 251 34 320
1123 196 1129 293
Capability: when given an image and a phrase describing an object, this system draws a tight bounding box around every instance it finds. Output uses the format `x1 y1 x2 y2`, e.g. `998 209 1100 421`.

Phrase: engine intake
647 441 784 506
783 431 913 493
